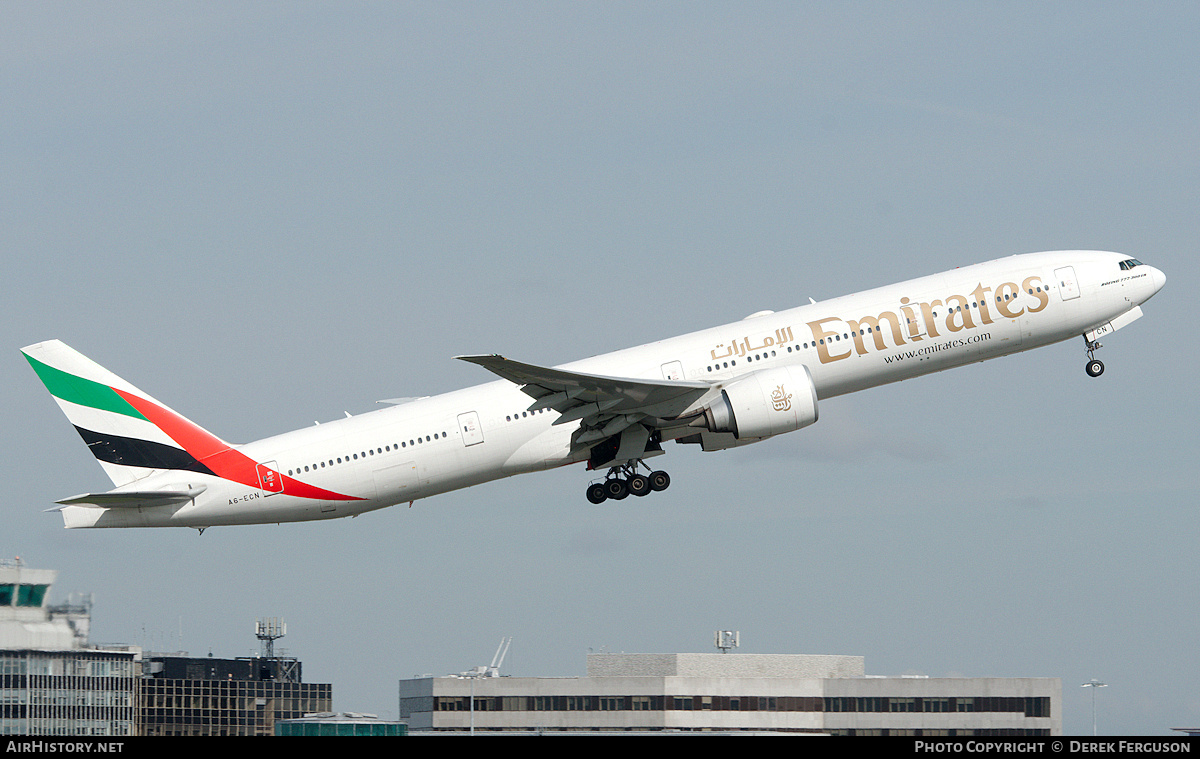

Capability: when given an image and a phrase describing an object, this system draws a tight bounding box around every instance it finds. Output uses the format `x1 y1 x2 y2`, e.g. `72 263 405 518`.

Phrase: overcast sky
2 2 1196 735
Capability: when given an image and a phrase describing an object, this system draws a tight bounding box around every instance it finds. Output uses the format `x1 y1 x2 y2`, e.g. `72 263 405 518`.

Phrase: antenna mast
256 617 286 660
714 630 740 654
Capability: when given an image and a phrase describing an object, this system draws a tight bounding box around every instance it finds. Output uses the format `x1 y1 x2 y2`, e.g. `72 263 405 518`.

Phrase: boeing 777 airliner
22 250 1165 530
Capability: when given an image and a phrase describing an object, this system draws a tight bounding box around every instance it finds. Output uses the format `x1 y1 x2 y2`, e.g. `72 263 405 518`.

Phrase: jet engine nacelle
702 364 819 440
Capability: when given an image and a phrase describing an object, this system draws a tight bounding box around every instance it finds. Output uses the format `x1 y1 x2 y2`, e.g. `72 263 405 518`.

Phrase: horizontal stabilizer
56 485 207 509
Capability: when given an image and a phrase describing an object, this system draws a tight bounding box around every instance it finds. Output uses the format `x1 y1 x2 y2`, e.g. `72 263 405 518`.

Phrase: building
277 712 407 736
399 652 1061 735
2 559 334 736
138 653 333 736
0 559 139 736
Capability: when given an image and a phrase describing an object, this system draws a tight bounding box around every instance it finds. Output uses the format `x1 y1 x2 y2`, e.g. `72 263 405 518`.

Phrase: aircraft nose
1150 266 1166 295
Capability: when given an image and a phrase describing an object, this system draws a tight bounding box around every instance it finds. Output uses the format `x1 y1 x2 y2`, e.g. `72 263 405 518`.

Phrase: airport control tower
0 557 139 735
0 557 92 649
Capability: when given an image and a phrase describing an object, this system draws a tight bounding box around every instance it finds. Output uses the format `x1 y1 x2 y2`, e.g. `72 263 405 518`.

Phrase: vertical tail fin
21 340 228 487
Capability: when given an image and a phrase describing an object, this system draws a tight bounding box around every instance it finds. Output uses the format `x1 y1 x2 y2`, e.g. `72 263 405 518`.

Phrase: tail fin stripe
50 396 178 449
114 388 362 501
113 388 230 463
74 426 216 476
24 353 146 420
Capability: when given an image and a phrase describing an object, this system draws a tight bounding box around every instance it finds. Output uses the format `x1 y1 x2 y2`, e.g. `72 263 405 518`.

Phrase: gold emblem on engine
771 384 792 412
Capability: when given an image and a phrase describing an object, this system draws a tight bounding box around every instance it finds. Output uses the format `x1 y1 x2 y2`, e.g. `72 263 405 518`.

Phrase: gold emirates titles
805 275 1049 365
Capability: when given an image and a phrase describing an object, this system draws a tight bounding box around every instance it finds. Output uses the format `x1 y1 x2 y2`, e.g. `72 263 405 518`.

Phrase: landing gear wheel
604 478 630 500
1083 337 1105 378
627 474 652 497
648 470 671 492
585 460 672 504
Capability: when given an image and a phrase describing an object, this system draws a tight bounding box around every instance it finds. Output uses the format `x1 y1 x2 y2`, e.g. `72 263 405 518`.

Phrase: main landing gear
586 461 671 504
1084 338 1105 378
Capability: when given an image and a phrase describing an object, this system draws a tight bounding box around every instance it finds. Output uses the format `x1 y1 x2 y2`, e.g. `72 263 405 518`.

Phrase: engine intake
702 364 819 440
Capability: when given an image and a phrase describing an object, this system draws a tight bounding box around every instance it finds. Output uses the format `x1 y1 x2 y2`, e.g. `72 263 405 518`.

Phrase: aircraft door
898 303 927 340
458 411 484 446
661 361 684 380
1054 266 1080 300
257 461 284 495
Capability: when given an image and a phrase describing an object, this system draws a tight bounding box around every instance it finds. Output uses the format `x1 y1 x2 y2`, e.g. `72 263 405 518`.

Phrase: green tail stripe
23 353 146 420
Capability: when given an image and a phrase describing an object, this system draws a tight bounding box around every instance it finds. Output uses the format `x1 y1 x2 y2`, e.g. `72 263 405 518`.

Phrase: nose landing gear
586 461 670 504
1085 338 1105 377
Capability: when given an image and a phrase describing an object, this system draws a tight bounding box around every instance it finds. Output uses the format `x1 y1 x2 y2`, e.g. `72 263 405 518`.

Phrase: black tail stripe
73 426 216 476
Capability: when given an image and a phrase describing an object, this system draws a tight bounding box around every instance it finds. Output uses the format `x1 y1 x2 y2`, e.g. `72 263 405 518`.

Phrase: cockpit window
1118 258 1144 270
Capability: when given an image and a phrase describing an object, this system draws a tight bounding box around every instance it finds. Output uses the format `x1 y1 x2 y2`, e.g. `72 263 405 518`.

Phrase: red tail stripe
113 389 363 502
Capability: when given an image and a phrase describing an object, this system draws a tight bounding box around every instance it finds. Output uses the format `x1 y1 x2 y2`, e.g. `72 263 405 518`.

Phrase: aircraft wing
456 354 714 450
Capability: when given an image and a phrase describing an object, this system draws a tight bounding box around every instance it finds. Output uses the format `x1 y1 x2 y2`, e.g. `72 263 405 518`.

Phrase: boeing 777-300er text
22 250 1164 530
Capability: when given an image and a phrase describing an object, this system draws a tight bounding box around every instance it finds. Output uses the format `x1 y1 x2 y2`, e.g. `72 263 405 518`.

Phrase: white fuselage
65 250 1164 528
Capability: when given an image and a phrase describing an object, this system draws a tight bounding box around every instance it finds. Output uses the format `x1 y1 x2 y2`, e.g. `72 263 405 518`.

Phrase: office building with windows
399 652 1060 735
138 654 332 736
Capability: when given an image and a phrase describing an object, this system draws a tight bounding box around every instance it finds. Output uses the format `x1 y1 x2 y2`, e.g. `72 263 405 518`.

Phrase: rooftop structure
277 712 407 737
0 559 92 650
